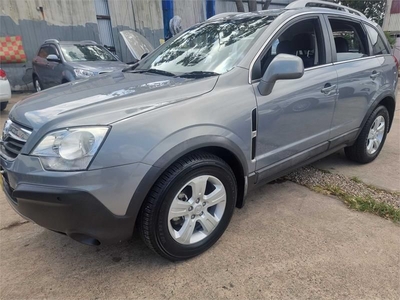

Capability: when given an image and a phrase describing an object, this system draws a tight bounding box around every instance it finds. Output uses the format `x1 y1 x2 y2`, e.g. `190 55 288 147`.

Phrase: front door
45 45 63 88
251 16 337 176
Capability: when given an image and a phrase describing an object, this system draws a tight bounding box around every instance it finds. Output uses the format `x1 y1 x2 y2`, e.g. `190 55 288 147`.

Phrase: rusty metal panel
383 0 400 33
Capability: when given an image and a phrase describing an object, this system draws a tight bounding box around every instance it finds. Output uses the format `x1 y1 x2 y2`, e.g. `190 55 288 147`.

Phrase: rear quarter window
364 24 389 55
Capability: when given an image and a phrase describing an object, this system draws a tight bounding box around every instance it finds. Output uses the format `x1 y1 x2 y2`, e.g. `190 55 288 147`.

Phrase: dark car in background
32 40 128 92
32 32 154 92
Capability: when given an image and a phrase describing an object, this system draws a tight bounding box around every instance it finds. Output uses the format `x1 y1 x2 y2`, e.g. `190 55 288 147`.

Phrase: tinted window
47 46 58 56
253 18 325 80
38 46 49 58
329 19 369 62
365 24 389 55
61 44 117 62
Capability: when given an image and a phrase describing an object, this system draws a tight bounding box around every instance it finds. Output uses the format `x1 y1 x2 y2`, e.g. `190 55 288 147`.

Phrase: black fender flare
357 91 396 138
125 135 249 222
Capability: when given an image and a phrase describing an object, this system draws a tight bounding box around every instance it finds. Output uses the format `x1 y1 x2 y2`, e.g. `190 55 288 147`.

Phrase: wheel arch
358 93 396 137
127 136 249 224
378 96 396 132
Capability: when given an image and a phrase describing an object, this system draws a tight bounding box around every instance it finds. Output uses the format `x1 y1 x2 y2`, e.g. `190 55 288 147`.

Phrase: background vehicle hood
68 61 128 74
120 30 154 60
9 72 218 130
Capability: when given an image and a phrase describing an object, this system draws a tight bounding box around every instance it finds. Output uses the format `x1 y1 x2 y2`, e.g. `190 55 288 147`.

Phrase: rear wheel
0 102 7 111
345 105 389 163
138 152 237 261
33 75 43 92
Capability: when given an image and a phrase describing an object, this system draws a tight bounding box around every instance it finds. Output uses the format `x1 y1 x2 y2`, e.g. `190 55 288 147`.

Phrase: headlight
31 127 109 171
74 68 95 78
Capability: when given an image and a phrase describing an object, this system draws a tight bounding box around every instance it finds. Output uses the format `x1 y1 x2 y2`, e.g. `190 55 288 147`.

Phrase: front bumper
2 170 135 245
1 154 152 245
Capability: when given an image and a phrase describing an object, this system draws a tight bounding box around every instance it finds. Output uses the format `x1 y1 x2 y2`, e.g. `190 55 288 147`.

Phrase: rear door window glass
328 18 369 62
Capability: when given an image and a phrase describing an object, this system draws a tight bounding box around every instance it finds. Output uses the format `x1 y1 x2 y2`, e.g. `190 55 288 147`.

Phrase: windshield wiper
124 68 176 77
178 71 220 78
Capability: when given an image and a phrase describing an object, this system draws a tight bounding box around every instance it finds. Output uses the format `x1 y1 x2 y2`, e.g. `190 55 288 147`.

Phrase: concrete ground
0 92 399 299
313 109 400 192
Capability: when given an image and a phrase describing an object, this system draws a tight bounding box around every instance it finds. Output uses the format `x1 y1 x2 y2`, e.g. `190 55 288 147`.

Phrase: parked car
0 68 11 111
1 0 398 261
32 40 130 92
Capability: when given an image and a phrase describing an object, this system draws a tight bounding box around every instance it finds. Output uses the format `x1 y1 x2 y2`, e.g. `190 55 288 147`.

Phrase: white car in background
0 69 11 111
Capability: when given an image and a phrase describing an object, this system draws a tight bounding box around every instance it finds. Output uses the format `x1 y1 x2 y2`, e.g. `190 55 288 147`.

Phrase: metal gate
94 0 115 53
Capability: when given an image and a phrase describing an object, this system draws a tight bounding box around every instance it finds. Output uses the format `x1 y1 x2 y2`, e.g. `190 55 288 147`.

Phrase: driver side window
252 18 326 80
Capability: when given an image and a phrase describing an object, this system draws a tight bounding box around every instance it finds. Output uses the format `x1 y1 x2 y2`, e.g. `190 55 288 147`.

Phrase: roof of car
207 5 377 28
43 39 99 45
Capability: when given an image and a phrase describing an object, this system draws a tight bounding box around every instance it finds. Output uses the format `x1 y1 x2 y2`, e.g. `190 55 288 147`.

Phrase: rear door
325 16 382 138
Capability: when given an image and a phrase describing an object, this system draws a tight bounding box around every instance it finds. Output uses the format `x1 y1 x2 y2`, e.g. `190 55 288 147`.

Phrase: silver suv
32 40 128 92
1 1 398 261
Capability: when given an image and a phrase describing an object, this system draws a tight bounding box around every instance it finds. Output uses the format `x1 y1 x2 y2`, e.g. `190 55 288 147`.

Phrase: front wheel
138 152 237 261
345 105 389 163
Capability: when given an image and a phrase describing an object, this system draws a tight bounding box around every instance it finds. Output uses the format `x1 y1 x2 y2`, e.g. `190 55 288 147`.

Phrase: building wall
383 0 400 33
0 0 100 90
0 0 293 90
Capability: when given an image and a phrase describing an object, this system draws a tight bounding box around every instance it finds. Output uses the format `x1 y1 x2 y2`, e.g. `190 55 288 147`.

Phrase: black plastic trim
127 136 249 219
3 182 135 244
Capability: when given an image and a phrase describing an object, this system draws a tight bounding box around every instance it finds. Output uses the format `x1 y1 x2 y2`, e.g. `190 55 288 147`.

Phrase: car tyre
0 102 7 111
138 151 237 261
33 75 43 92
345 105 389 164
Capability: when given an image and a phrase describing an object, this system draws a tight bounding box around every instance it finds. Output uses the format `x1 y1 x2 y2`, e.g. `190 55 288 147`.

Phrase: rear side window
328 18 369 62
364 24 389 55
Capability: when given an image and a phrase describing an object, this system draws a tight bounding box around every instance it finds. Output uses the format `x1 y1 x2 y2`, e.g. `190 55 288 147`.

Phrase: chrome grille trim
1 119 32 160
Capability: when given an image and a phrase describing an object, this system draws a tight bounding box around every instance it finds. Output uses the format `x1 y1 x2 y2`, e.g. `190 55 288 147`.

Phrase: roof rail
207 12 239 21
286 0 367 18
44 39 60 44
80 40 97 44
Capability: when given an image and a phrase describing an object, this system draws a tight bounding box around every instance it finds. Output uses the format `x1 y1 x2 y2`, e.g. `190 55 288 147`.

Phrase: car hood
9 72 218 131
68 61 129 74
120 30 154 60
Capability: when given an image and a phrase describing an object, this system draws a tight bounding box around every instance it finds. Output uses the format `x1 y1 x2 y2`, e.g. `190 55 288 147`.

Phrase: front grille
1 120 32 159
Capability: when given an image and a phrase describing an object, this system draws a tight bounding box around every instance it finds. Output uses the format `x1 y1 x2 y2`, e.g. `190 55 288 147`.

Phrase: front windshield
61 44 117 62
136 14 278 76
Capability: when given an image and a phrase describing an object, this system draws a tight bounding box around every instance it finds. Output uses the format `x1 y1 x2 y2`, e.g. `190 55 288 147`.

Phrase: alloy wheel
167 175 226 245
366 115 385 155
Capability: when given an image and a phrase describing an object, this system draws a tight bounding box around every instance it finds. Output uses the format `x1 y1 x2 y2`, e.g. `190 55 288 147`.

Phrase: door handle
370 71 380 80
321 83 337 95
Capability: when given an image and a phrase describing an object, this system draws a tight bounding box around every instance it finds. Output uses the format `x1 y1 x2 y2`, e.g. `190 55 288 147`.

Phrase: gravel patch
286 166 400 209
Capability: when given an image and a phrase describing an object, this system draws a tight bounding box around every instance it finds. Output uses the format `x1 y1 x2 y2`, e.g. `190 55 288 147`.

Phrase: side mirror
258 54 304 96
46 54 61 63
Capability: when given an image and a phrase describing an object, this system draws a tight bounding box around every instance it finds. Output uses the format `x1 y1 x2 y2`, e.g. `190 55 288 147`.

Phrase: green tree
335 0 387 25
